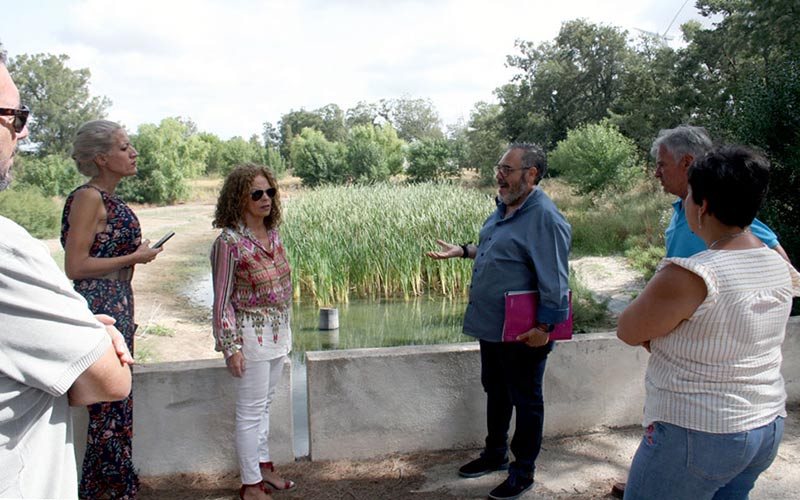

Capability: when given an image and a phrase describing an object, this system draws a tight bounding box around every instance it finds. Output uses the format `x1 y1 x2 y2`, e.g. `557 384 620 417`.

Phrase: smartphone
151 231 175 249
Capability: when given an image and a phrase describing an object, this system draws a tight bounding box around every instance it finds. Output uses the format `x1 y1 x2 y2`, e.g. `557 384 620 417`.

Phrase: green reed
282 182 493 305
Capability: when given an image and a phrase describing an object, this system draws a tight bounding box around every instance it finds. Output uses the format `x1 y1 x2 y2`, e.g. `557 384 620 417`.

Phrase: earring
697 212 702 230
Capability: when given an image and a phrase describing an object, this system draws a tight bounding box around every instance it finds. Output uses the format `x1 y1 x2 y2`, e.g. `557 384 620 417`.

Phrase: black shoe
458 455 510 478
488 474 534 500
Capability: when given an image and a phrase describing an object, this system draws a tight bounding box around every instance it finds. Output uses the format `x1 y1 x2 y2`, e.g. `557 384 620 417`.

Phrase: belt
100 267 134 281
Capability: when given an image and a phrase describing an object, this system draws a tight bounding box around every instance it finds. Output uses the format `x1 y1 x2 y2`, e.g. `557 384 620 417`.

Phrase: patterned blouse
210 223 292 359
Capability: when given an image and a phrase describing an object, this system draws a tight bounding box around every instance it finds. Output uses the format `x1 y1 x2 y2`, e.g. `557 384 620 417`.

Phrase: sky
3 0 711 141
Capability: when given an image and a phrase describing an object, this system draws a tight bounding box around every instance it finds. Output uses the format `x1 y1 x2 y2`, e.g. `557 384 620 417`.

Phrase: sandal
239 481 271 500
260 461 297 491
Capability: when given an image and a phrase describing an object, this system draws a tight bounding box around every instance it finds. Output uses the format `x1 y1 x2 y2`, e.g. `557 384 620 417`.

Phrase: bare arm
67 333 132 406
64 188 161 279
617 263 707 346
772 244 791 263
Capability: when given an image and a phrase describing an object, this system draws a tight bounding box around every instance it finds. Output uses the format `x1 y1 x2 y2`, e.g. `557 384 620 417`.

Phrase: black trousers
479 339 553 477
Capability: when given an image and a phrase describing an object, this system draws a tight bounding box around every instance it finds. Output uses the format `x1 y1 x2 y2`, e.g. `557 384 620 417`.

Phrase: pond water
186 275 472 456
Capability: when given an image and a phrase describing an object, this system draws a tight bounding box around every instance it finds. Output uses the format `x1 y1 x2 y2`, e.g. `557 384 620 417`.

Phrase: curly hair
213 164 282 230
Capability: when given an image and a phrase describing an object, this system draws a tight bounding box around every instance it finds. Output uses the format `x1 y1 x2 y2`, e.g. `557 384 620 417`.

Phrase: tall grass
283 179 671 304
282 182 493 305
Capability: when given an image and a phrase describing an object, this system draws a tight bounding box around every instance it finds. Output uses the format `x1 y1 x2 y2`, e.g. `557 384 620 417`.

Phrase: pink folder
502 290 573 342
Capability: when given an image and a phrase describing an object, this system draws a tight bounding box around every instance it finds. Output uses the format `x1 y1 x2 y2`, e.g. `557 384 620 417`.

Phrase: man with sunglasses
428 143 571 500
0 41 133 499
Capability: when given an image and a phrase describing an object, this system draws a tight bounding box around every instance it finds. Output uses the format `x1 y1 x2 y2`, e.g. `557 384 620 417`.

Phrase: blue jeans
625 417 784 500
479 339 552 478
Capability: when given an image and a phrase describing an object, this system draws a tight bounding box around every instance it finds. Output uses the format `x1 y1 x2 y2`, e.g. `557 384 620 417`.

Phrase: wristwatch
536 322 555 333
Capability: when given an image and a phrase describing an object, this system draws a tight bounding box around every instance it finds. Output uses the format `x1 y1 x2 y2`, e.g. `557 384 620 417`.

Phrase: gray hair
71 120 123 177
650 125 713 164
508 142 548 183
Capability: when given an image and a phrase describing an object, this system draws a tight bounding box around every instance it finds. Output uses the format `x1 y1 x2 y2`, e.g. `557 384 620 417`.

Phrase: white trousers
235 355 285 484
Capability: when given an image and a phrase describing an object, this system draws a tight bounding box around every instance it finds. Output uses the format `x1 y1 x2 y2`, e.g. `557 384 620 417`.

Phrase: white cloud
5 0 710 140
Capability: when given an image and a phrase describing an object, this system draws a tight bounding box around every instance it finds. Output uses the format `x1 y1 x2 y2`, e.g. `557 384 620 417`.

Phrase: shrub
344 124 404 182
290 128 346 187
549 121 642 195
406 138 459 182
0 185 62 238
14 153 85 197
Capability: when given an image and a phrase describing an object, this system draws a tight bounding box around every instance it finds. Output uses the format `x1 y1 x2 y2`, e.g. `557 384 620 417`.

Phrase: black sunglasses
0 105 30 134
250 187 277 201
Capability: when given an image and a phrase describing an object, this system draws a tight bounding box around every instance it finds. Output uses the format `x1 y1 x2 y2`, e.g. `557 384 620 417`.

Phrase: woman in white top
618 145 800 500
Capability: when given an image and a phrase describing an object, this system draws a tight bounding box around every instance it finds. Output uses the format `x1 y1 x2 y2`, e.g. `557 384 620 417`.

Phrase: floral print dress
61 185 141 500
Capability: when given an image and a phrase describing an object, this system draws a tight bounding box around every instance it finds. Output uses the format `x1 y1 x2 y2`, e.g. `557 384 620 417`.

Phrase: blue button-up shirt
463 187 571 342
666 198 779 258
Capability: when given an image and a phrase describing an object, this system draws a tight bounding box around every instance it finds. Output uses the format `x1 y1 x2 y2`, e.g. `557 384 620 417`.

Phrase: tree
378 97 443 142
120 118 209 204
499 19 635 149
9 53 110 156
464 102 508 185
290 128 346 187
343 124 404 183
345 101 380 129
406 138 458 182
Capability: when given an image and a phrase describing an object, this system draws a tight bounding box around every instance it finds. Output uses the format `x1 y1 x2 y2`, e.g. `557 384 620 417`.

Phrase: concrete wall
72 357 293 476
71 318 799 474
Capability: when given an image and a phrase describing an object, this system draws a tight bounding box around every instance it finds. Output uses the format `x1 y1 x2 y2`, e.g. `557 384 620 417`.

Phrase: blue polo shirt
463 187 571 342
666 198 779 258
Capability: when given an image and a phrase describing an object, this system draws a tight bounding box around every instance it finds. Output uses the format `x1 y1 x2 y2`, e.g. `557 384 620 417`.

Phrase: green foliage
119 118 209 204
282 183 493 305
501 19 635 149
464 102 508 185
378 97 444 142
549 121 642 195
406 138 458 182
569 268 613 332
9 53 110 156
550 179 670 257
290 128 346 187
14 153 85 197
344 124 404 182
0 185 61 239
217 136 263 177
279 105 346 161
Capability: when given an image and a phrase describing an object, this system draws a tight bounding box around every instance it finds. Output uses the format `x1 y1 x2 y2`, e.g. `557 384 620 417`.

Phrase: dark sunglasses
250 187 277 201
0 105 30 134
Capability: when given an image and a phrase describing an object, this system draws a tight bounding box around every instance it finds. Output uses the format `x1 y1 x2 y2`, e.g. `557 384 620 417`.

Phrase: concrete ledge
306 318 800 461
70 317 799 474
73 357 293 476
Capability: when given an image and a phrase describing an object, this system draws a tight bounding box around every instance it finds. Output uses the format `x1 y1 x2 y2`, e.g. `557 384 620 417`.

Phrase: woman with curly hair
211 164 296 500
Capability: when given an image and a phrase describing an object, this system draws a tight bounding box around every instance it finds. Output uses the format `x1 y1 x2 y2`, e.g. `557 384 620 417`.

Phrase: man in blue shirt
654 125 788 260
428 143 571 500
611 125 790 499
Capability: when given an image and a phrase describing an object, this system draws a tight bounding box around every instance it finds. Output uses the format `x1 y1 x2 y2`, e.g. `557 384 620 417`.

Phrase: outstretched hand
426 239 463 260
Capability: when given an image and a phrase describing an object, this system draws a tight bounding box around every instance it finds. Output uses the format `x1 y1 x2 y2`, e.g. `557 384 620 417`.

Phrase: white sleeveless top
644 247 800 433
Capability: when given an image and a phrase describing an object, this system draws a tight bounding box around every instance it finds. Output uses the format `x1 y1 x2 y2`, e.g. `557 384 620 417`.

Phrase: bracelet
460 244 470 259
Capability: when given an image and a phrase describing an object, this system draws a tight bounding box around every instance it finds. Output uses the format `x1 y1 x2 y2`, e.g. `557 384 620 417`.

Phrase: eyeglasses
493 164 531 177
0 105 30 134
250 187 277 201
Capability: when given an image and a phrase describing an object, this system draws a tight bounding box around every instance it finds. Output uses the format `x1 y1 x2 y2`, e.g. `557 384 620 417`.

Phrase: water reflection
187 274 472 357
